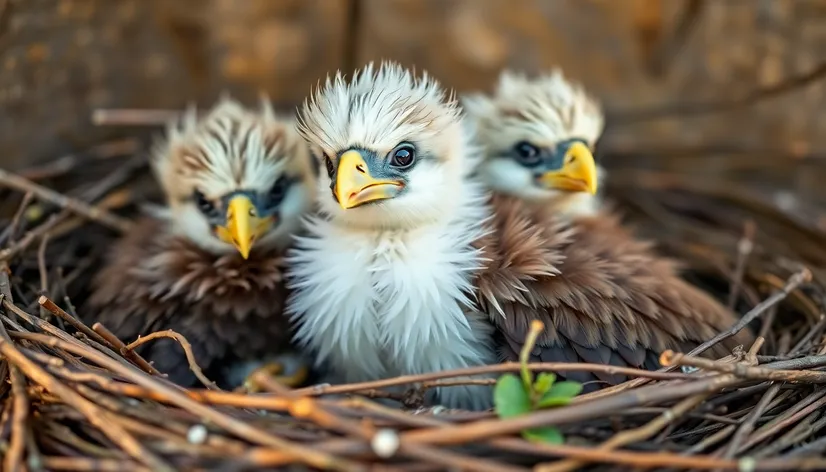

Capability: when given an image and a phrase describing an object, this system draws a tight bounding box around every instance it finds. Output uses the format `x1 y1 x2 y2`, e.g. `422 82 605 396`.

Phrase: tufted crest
298 61 466 163
152 95 312 203
463 69 604 152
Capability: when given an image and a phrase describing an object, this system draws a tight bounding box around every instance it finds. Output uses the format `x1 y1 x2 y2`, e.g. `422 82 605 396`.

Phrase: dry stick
544 338 766 472
40 457 149 472
92 323 162 376
4 366 28 472
0 167 133 232
755 410 826 459
0 213 65 262
292 362 691 398
739 390 826 453
8 332 364 472
0 339 173 471
37 233 51 322
399 350 824 448
85 381 291 410
0 191 33 244
402 374 744 447
728 220 755 309
661 351 826 383
37 296 113 349
92 108 179 126
255 372 529 472
721 325 804 459
123 330 220 390
688 267 811 359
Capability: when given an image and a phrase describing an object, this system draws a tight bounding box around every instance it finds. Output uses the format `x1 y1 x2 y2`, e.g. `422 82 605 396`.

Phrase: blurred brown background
3 0 826 206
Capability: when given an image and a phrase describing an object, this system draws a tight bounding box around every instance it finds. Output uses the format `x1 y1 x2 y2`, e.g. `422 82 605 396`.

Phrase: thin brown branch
687 267 811 358
4 366 29 472
123 329 220 390
728 220 755 309
8 331 365 471
37 296 112 349
92 323 162 376
292 362 691 397
0 339 173 471
0 167 133 232
92 108 179 126
661 350 826 383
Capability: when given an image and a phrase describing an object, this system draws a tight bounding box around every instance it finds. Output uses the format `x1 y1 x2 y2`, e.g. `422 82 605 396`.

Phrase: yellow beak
538 141 598 195
335 150 403 210
215 195 272 259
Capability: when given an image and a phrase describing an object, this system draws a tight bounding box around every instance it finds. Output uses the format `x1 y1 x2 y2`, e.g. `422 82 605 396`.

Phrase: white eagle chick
462 69 605 218
287 62 497 410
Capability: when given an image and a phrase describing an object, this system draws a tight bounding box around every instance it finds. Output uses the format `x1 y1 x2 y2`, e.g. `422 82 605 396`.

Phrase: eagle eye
513 141 542 167
389 143 415 169
193 189 220 219
324 154 335 178
268 176 290 207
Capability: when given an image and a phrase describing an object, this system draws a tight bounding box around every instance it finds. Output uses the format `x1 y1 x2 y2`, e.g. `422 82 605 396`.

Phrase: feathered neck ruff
89 216 287 321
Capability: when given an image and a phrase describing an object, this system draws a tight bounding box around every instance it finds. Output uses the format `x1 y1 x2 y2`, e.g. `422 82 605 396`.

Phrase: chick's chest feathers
85 216 293 386
286 185 498 410
473 195 753 389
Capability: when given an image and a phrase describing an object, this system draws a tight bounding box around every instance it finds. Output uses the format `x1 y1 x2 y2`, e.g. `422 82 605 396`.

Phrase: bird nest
1 136 826 472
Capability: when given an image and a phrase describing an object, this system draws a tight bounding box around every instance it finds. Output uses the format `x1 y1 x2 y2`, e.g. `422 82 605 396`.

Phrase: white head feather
298 62 480 230
151 95 316 253
289 62 497 410
463 69 606 216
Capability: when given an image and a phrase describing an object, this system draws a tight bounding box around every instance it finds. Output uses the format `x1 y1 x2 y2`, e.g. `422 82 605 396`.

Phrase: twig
39 457 150 472
4 366 28 472
292 362 691 397
0 340 173 471
123 329 220 390
544 339 765 472
687 267 811 358
402 374 743 446
0 167 133 232
92 108 179 126
728 220 755 309
661 351 826 383
92 323 162 376
37 296 113 349
8 331 365 471
0 192 33 245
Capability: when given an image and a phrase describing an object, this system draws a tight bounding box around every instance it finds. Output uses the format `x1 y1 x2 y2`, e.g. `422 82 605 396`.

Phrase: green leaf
537 381 583 408
494 374 531 418
533 372 556 397
522 426 564 444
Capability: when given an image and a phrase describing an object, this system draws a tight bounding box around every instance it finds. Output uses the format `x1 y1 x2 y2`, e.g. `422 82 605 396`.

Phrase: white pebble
371 429 399 458
187 424 208 445
738 457 756 472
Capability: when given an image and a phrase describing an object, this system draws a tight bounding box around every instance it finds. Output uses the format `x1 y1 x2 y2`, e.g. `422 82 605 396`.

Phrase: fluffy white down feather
287 62 498 410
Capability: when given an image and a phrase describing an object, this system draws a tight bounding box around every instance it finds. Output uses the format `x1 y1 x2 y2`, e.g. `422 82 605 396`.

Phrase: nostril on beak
355 164 365 174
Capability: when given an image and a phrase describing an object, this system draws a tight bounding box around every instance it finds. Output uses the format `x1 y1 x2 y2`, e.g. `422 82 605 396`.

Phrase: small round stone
371 429 400 458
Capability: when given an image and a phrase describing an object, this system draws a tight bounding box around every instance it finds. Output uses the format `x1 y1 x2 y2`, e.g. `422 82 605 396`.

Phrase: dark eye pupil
270 178 287 204
324 155 335 178
391 146 415 167
515 141 541 165
194 190 216 216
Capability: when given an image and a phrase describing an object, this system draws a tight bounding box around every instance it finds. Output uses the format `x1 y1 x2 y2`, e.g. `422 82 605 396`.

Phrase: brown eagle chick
463 70 753 390
86 97 317 389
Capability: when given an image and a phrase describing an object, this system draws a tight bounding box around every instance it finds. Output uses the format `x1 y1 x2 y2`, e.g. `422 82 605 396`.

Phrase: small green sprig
493 320 582 444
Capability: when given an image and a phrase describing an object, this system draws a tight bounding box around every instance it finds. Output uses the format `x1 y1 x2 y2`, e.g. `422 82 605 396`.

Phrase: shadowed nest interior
1 136 826 471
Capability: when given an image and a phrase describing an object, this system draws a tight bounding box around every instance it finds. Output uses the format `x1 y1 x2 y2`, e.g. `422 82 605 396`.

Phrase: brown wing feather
84 217 293 387
475 195 753 391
